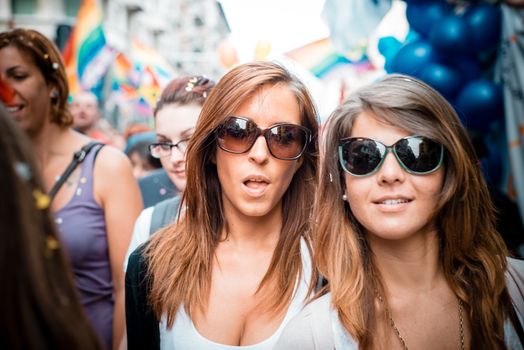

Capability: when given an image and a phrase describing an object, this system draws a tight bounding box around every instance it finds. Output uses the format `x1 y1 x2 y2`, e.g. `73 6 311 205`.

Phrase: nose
169 145 185 164
376 151 405 184
248 135 270 164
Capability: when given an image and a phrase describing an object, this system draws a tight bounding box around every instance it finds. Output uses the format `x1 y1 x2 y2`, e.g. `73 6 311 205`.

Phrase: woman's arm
95 146 143 350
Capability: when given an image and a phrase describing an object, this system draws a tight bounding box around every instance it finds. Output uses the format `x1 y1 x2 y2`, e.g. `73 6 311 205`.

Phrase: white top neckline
159 238 312 350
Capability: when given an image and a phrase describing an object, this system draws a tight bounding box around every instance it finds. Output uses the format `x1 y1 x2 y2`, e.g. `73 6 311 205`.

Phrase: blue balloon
440 54 481 83
456 79 504 134
391 41 437 76
418 63 464 101
378 36 402 59
465 4 501 52
406 2 452 38
480 138 503 186
429 15 475 54
405 30 421 44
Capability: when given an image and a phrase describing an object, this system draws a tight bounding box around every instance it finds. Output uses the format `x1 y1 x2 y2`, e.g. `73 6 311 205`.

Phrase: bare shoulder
92 145 137 201
94 145 133 174
274 293 334 350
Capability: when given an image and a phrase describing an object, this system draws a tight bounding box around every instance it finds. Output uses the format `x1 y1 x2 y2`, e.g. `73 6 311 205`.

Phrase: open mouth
244 178 269 189
242 176 270 196
377 199 412 205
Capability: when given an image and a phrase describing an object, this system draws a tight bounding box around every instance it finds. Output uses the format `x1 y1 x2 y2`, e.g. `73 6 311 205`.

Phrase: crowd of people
0 27 523 350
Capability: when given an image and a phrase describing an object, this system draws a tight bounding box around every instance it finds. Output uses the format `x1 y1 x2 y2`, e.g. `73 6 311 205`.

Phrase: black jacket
125 244 160 350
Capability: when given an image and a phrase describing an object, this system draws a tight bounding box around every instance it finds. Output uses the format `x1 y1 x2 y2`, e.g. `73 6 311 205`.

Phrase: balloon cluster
379 0 505 185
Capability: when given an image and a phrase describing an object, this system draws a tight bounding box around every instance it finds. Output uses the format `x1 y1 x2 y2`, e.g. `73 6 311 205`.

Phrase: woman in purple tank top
0 29 143 349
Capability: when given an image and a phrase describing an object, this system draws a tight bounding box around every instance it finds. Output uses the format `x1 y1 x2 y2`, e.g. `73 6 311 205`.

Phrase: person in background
275 74 524 349
70 90 112 144
124 75 215 265
0 28 143 350
125 61 319 349
127 139 162 179
0 103 104 350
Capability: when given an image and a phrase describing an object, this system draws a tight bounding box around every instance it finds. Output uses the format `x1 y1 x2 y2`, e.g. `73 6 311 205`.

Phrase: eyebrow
180 128 194 138
6 65 24 74
156 129 194 141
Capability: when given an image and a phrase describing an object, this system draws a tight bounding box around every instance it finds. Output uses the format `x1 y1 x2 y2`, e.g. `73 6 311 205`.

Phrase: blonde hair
316 74 510 349
146 61 319 326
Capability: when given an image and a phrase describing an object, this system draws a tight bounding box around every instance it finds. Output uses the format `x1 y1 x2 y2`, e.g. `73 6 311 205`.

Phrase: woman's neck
220 202 282 252
369 230 444 295
31 123 67 167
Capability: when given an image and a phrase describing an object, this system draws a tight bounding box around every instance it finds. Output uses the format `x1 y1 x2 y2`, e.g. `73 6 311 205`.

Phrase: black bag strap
48 141 102 200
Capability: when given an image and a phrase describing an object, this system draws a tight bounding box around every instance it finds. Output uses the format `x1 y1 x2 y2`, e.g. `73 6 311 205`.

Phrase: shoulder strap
149 196 181 235
48 141 102 200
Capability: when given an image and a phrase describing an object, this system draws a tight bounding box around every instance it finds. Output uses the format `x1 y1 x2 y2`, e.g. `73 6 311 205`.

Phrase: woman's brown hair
153 75 215 116
146 61 319 326
0 104 102 349
316 74 511 349
0 28 73 127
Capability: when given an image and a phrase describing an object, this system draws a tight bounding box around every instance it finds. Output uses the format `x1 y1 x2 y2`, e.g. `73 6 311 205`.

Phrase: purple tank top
54 144 112 349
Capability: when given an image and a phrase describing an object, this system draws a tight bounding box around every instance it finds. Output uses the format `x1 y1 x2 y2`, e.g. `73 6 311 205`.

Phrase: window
11 0 37 15
64 0 81 17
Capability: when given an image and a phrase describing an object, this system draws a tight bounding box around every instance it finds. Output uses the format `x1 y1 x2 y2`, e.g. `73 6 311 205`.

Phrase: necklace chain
379 296 465 350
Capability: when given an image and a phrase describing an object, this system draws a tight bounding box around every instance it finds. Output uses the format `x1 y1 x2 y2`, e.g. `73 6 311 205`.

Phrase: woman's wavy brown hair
316 74 511 349
146 61 319 326
0 28 73 128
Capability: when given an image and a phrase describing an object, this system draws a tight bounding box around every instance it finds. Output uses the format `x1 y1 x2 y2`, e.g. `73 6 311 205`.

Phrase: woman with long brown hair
125 61 319 349
276 74 524 349
0 103 103 350
124 75 216 262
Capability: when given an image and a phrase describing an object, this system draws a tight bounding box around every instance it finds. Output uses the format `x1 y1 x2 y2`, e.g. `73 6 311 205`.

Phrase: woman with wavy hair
276 74 524 349
0 28 143 349
126 61 319 349
0 103 103 350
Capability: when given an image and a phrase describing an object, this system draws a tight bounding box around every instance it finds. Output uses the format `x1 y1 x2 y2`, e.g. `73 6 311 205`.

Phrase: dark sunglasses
215 116 311 160
338 136 444 176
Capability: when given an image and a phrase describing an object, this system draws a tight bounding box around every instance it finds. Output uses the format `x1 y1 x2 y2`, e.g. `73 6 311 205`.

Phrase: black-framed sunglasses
338 136 444 176
215 116 312 160
149 139 190 159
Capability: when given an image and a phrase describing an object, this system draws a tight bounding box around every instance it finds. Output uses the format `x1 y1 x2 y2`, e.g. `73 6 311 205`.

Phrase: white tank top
159 239 312 350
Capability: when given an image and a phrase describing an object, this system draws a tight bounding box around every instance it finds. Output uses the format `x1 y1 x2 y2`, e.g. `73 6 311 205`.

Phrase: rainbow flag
63 0 114 96
285 38 371 78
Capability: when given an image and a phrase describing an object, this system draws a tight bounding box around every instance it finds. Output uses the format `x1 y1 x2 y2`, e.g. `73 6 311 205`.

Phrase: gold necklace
378 296 465 350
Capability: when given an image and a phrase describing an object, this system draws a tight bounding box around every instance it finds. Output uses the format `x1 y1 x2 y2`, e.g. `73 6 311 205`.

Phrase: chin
171 178 186 192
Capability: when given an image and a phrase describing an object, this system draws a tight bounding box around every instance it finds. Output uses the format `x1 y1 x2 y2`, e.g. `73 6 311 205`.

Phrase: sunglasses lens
395 137 442 174
340 138 384 175
217 118 257 153
267 125 309 160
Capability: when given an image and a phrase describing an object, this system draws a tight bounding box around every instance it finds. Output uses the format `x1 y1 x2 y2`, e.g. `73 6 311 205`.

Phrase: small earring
342 193 347 201
50 89 58 98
